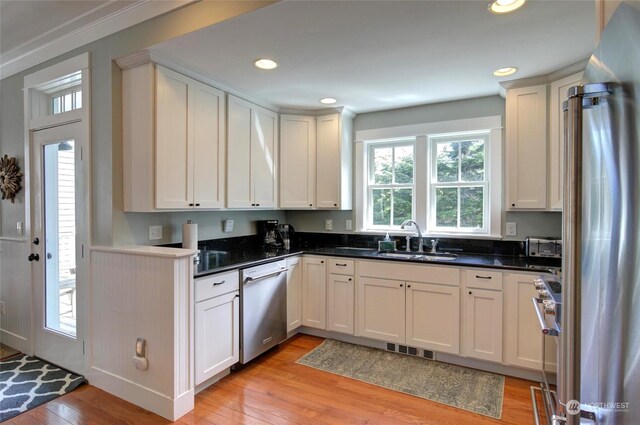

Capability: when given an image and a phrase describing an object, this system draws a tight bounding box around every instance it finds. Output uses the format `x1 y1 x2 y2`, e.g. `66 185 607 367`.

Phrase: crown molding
498 58 590 97
0 0 195 80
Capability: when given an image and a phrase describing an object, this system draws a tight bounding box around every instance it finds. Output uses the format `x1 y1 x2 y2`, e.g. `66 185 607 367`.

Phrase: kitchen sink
199 250 229 268
376 251 458 261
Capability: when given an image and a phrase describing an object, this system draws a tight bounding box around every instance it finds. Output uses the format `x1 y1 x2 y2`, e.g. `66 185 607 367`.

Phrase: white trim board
1 0 194 79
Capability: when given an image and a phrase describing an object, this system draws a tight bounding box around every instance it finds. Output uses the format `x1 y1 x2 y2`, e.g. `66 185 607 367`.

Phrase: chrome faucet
430 239 438 254
401 220 423 252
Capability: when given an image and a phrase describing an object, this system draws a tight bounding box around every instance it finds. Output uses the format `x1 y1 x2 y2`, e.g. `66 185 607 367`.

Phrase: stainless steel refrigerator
560 2 640 424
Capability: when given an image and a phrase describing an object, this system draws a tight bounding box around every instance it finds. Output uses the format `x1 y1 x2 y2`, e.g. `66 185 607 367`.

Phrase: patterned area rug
0 354 86 422
296 339 505 419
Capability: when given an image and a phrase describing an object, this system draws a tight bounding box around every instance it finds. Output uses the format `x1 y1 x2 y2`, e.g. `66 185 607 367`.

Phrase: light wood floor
6 335 538 424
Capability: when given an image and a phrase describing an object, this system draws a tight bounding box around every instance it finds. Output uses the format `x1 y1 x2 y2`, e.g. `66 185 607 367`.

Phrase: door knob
28 253 40 262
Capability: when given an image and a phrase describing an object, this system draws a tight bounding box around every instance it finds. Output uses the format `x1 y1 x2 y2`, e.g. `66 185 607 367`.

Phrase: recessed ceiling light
488 0 526 14
254 58 278 70
320 97 337 105
493 66 518 77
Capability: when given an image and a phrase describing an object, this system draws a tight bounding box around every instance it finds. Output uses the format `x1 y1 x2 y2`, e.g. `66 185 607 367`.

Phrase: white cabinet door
155 66 191 209
357 277 405 343
227 95 253 208
327 274 354 335
280 115 316 208
302 257 326 329
251 106 278 208
315 113 352 210
548 72 583 210
464 288 503 362
286 257 303 333
504 273 557 371
195 291 239 385
406 281 460 354
506 84 548 210
191 80 225 209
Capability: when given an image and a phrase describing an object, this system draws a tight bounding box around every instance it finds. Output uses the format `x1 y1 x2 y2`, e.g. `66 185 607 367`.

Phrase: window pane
435 187 458 227
460 140 485 182
460 187 484 228
394 145 413 184
372 188 391 225
74 91 82 109
52 97 61 114
436 142 458 182
373 147 392 184
392 188 412 225
64 93 72 112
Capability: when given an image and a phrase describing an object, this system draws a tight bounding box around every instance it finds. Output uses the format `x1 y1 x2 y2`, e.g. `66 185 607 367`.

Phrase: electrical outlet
0 301 5 316
345 219 353 231
506 222 517 236
223 220 234 233
325 219 333 231
148 225 163 241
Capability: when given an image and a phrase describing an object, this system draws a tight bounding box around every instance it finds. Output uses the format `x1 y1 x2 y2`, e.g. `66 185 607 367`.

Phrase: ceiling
150 0 595 113
0 0 595 114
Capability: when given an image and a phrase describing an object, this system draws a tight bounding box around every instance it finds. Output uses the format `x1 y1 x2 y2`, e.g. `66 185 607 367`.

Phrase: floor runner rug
296 339 505 419
0 354 86 422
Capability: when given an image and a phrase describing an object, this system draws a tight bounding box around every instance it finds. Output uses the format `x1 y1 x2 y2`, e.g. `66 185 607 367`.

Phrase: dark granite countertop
194 241 561 278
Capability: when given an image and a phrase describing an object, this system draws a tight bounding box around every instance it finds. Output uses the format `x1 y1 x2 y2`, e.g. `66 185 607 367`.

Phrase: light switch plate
16 221 23 236
506 222 517 236
223 220 234 233
149 225 163 240
325 219 333 231
345 220 353 231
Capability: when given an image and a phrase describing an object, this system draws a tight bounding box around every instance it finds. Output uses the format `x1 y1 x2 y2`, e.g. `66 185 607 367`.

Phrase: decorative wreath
0 154 23 203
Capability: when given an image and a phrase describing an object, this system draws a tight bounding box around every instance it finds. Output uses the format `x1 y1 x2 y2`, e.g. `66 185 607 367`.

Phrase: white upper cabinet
506 84 548 210
279 115 316 208
278 112 353 210
122 63 225 211
548 72 583 210
316 113 353 209
227 95 278 209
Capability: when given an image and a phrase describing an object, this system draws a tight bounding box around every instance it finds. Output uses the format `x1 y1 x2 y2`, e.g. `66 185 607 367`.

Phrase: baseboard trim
87 366 194 421
1 329 29 354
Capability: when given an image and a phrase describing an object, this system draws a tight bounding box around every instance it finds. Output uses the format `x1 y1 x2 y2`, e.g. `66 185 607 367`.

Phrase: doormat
296 339 505 419
0 354 86 422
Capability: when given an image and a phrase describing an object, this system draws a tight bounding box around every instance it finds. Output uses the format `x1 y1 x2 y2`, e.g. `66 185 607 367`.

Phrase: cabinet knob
407 284 411 288
251 203 256 206
400 283 403 287
320 261 324 264
348 278 352 281
195 203 201 207
334 203 337 207
309 204 313 207
469 291 472 295
256 203 260 207
189 203 194 206
512 203 515 207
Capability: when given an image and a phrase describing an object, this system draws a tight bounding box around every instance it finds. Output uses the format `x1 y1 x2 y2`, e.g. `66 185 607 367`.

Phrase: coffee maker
257 220 282 250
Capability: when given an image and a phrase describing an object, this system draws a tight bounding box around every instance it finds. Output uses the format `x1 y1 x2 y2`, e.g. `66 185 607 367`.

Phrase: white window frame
365 140 416 230
427 133 490 235
355 116 503 238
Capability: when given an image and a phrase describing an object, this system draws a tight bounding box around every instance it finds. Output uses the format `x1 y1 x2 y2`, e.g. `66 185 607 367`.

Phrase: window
367 141 415 228
355 116 502 238
428 134 489 234
52 90 82 114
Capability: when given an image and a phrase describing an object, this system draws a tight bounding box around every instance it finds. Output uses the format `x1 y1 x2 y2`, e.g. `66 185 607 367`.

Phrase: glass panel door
43 140 76 337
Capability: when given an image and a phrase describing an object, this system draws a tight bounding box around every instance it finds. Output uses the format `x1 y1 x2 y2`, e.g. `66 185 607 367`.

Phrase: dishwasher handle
244 267 289 284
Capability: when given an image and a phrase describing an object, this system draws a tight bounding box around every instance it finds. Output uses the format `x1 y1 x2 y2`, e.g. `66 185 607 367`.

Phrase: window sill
356 229 503 240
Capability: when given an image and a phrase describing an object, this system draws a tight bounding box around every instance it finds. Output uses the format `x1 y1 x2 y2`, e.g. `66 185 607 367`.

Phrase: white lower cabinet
406 281 460 354
357 277 406 343
327 273 355 334
302 257 327 329
463 288 503 363
504 272 557 371
194 271 240 385
286 256 303 333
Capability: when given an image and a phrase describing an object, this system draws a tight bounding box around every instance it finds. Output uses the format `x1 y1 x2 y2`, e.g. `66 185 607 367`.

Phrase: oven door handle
531 297 559 336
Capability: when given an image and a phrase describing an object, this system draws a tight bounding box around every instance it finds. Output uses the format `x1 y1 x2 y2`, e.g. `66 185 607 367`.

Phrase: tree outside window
368 142 414 228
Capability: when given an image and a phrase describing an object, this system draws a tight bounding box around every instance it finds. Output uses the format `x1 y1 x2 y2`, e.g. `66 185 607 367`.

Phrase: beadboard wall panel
89 247 194 420
0 238 30 353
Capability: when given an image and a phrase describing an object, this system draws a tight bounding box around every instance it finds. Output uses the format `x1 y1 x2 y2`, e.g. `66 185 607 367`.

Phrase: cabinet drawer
195 270 239 302
328 258 354 275
464 269 503 291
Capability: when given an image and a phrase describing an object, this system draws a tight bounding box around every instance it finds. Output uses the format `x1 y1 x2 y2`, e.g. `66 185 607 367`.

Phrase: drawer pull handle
475 275 492 279
212 280 225 286
336 263 348 266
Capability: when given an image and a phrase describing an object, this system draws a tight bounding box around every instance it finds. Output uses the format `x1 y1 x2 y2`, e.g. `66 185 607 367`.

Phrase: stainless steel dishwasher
239 260 288 364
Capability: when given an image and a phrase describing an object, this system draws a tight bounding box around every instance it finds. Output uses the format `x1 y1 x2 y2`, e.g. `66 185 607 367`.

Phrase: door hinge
80 146 83 161
83 340 85 355
81 244 84 259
